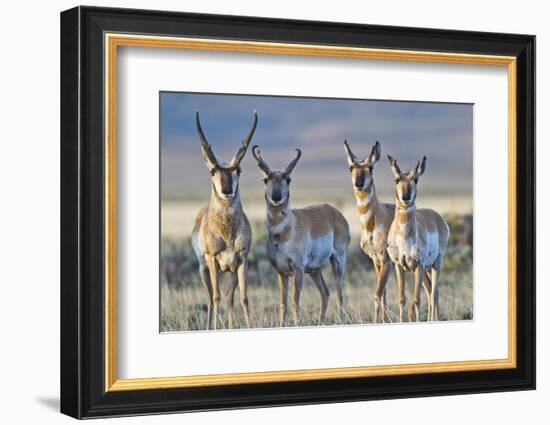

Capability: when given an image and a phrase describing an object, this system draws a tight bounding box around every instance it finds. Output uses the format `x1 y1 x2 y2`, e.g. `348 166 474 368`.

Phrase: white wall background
0 0 544 423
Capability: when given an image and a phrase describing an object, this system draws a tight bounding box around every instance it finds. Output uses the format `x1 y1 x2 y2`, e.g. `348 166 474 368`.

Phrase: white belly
389 231 440 271
422 230 440 266
388 233 418 271
267 231 335 274
304 232 334 271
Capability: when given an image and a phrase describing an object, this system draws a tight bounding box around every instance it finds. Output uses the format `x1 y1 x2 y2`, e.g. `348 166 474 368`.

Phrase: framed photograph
60 6 535 419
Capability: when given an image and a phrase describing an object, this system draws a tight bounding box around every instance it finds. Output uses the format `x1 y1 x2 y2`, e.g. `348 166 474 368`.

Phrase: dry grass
160 214 473 332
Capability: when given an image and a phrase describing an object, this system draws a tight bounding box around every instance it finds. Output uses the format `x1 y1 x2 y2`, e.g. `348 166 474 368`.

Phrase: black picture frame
60 5 535 419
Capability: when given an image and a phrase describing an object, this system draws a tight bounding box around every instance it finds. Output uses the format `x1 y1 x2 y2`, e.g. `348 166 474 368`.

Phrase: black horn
230 111 258 168
252 145 272 176
284 149 302 176
195 111 219 171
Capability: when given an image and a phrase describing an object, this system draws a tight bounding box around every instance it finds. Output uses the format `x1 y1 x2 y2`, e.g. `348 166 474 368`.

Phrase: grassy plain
160 196 473 332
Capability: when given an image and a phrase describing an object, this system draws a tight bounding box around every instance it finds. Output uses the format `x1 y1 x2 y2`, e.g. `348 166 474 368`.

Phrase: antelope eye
286 178 292 184
262 178 268 184
394 178 400 184
348 166 353 172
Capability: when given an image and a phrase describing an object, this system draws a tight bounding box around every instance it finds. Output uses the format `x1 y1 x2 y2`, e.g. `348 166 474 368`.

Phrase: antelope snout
271 190 282 204
354 176 365 190
221 187 234 197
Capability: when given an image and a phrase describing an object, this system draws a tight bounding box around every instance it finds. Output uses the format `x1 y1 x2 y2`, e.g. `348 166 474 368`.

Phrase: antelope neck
395 201 417 238
210 187 242 217
267 198 293 234
355 183 380 228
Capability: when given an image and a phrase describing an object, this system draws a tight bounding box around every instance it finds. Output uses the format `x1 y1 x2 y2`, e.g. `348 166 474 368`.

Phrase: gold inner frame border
104 33 517 392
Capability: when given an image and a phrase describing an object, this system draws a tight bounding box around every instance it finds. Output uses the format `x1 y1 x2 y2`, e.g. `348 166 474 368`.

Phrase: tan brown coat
252 146 350 326
190 111 257 330
344 140 394 323
386 154 449 322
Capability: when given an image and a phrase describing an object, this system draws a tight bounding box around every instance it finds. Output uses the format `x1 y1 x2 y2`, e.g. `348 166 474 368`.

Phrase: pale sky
160 92 473 202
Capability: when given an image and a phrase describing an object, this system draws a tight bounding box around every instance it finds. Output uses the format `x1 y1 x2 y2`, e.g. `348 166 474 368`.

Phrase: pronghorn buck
191 111 257 330
344 140 395 323
252 145 351 326
386 155 449 322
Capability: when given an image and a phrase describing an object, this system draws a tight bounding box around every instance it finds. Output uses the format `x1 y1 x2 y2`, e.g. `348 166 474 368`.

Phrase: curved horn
195 111 219 171
284 149 302 176
387 154 402 179
230 111 258 168
251 145 271 176
344 140 357 167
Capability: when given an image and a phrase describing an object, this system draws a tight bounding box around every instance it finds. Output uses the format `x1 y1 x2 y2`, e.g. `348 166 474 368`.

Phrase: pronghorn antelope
386 155 449 322
252 146 351 326
191 111 257 330
344 140 395 323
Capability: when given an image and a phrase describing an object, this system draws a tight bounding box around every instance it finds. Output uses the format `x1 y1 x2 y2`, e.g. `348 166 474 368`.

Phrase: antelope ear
344 140 356 167
368 141 381 166
415 156 427 178
387 154 401 179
